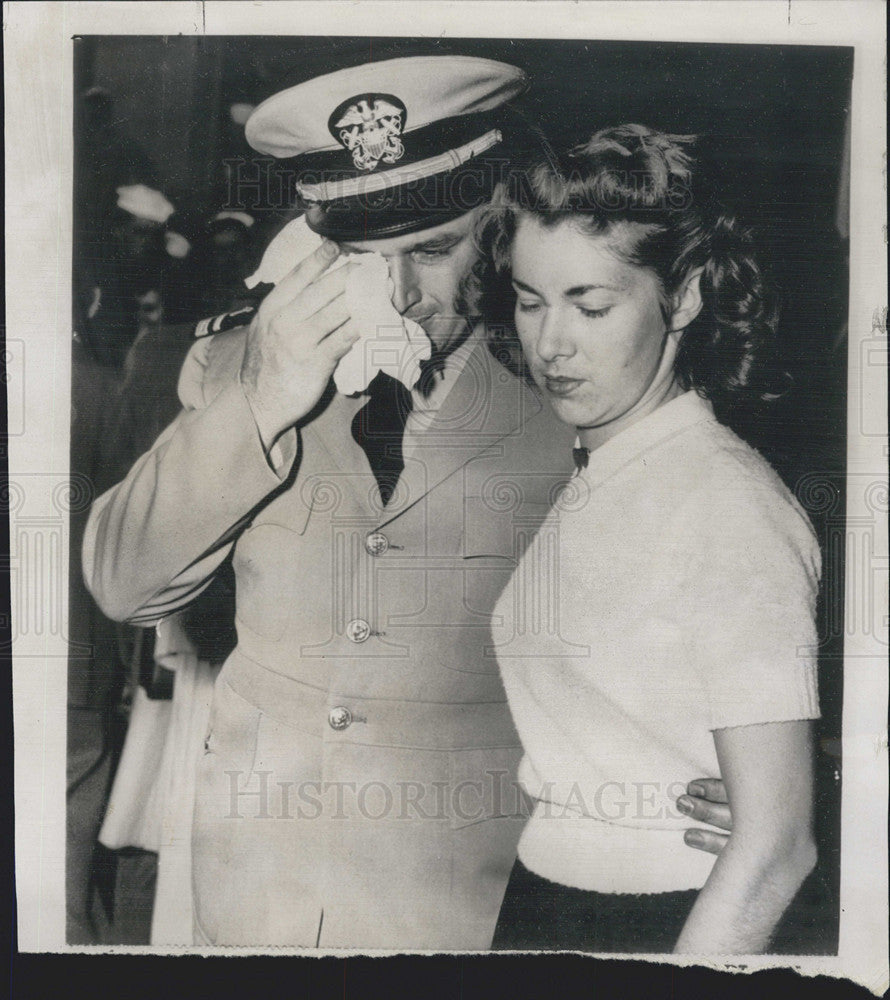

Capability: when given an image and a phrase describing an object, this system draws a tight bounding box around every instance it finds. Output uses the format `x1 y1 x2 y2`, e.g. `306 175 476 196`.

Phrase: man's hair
480 124 786 406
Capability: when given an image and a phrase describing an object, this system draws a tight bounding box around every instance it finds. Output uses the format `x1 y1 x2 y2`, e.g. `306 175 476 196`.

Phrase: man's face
338 209 482 354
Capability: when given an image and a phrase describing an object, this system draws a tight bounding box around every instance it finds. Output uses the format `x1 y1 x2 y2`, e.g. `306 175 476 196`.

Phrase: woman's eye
516 300 542 314
578 305 610 319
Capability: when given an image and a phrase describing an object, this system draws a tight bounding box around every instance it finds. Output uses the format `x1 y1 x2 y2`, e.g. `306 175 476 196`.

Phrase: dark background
69 36 851 950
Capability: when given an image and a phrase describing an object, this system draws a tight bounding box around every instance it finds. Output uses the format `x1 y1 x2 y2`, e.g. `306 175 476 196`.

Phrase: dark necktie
351 371 414 505
415 351 447 397
573 446 590 471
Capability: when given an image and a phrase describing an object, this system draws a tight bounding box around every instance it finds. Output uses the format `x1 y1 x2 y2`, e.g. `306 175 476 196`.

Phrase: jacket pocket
202 677 262 770
448 745 526 830
461 496 521 560
461 496 554 560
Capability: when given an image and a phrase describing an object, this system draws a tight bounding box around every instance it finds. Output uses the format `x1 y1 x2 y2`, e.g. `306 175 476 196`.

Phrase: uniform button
346 618 371 643
365 532 389 556
328 706 353 731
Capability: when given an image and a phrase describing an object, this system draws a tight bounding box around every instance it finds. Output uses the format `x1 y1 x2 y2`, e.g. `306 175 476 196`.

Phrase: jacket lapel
376 339 546 527
304 338 555 527
303 387 381 519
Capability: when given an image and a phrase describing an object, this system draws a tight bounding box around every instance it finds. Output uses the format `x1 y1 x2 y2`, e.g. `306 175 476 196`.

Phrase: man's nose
388 256 423 315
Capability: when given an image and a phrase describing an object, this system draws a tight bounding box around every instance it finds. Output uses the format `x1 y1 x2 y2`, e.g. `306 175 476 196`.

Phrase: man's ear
668 266 704 338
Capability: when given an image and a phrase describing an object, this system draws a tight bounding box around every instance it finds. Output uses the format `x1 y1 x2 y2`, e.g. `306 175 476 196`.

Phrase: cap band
296 128 503 204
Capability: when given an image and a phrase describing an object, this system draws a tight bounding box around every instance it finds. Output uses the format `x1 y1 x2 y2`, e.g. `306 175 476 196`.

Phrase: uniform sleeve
82 331 298 625
680 471 822 731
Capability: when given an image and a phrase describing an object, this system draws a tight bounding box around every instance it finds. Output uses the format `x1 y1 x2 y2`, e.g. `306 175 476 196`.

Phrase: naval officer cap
245 55 529 240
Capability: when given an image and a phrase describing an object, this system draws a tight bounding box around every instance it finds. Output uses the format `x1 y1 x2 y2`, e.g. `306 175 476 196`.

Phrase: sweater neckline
574 390 716 490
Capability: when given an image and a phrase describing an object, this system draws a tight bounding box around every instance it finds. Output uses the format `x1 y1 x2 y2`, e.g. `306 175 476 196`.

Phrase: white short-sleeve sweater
492 391 821 894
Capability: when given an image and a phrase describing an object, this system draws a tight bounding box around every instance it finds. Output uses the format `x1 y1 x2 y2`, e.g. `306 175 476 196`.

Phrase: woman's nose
535 309 574 363
388 257 423 315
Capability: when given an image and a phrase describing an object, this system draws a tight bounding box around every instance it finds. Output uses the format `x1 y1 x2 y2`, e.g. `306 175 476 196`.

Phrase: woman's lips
543 375 585 397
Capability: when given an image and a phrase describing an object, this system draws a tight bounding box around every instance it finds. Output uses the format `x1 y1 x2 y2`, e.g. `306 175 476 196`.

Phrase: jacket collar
306 335 547 526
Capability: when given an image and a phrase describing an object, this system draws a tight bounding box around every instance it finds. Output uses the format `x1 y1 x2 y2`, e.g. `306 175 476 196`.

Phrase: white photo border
5 1 887 992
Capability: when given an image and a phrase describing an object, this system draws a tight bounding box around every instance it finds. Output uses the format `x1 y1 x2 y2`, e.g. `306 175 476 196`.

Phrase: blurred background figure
70 85 164 944
69 84 194 943
195 210 257 316
79 201 252 943
67 341 120 944
85 183 177 368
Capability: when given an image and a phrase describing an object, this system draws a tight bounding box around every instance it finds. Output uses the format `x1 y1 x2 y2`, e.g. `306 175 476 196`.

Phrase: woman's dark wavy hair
479 124 785 405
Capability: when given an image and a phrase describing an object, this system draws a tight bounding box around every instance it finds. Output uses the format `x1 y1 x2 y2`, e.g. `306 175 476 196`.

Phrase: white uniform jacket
84 327 575 948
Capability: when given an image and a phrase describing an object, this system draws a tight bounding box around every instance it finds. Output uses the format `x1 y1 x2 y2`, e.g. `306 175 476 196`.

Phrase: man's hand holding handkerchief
245 215 431 395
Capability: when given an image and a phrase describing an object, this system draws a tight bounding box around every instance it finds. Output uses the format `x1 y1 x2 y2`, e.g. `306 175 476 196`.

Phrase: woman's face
511 216 682 449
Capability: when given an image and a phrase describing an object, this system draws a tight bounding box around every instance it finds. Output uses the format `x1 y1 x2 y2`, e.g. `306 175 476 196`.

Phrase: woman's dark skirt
491 857 836 954
491 858 697 953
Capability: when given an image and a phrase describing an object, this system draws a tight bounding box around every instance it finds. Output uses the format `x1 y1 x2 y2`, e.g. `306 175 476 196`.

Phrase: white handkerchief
244 216 431 395
244 216 324 289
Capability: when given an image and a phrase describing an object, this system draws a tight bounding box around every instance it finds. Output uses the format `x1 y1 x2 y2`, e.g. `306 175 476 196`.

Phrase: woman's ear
668 266 704 337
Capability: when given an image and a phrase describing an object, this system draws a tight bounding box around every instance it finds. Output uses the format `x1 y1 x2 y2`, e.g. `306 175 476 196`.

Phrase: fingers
304 297 351 345
686 777 729 804
683 827 729 856
259 239 341 317
320 319 361 362
677 778 731 832
262 264 359 341
283 260 357 323
263 281 351 349
676 793 732 831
